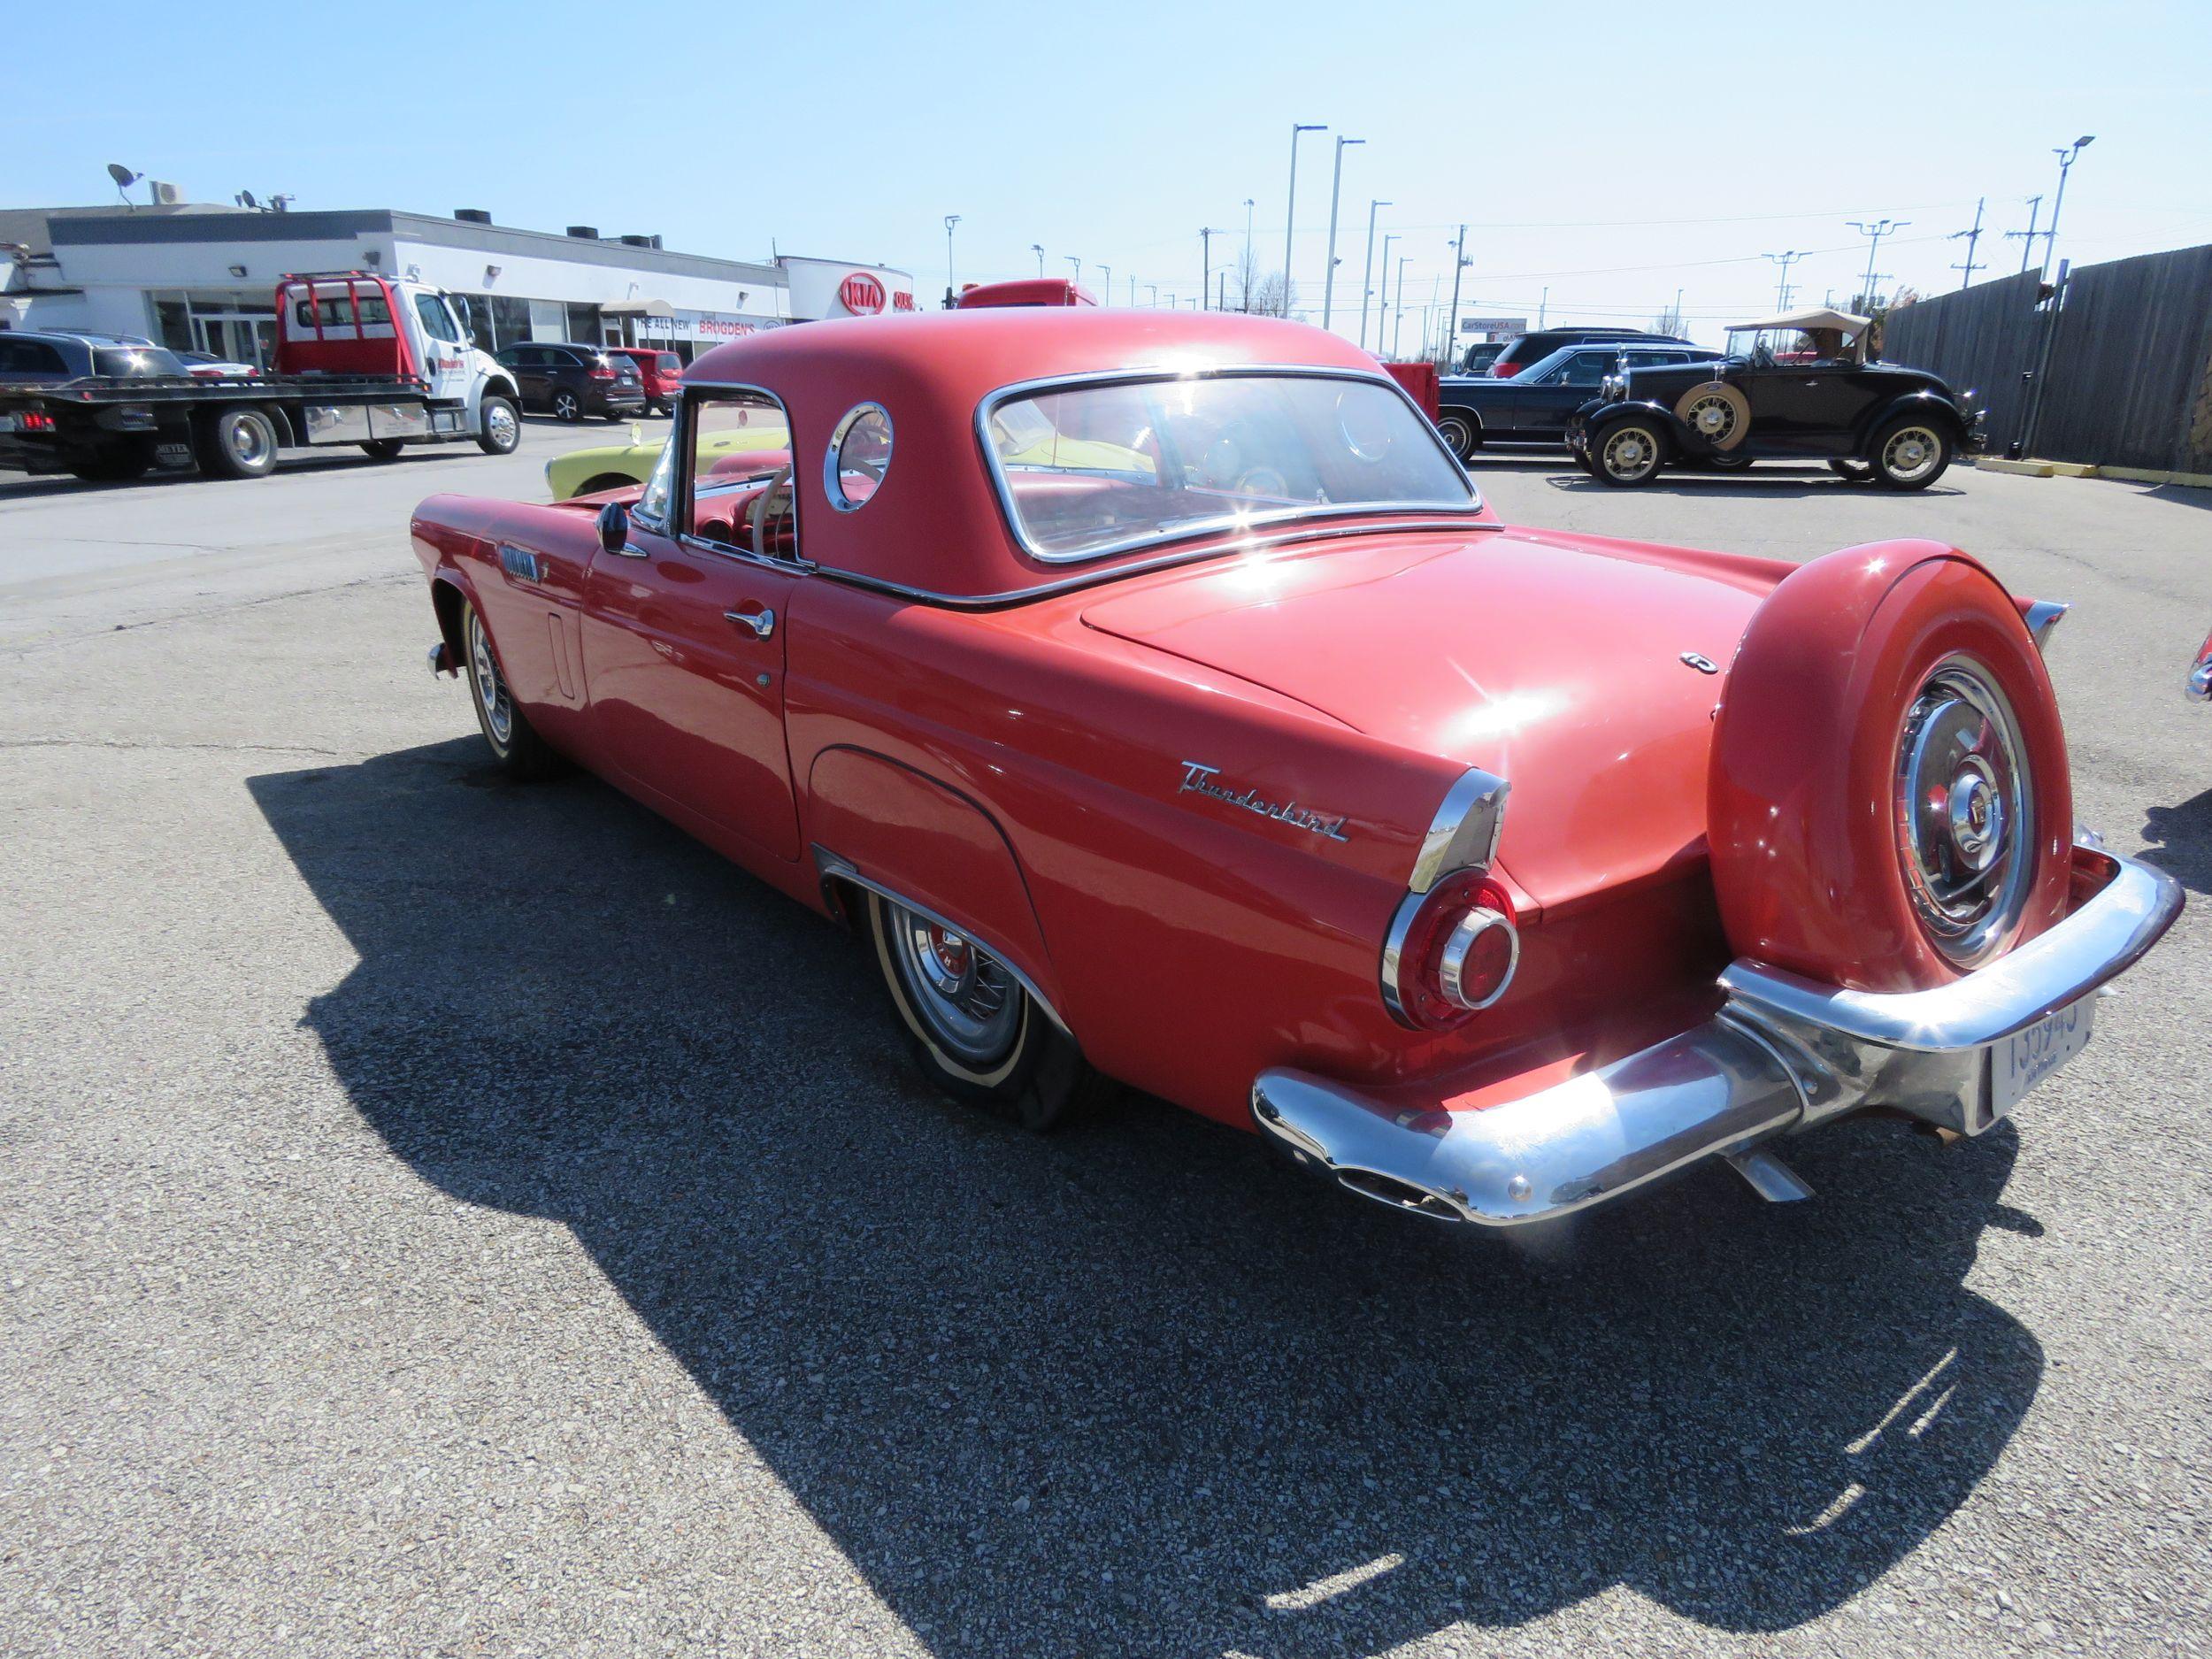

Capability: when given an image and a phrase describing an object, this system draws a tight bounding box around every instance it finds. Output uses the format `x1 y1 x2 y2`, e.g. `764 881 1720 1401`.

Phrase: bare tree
1233 243 1261 313
1248 271 1299 319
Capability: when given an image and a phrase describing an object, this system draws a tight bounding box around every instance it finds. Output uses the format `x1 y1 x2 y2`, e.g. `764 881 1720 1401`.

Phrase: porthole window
825 402 893 512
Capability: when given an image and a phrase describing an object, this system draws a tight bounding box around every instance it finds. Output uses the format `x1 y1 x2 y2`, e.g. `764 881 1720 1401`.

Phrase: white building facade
3 206 912 370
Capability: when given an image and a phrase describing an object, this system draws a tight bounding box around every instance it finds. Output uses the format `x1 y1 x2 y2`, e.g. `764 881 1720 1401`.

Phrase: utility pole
1391 255 1409 357
2005 196 2042 275
1097 264 1110 305
1671 287 1684 334
1444 226 1468 359
1847 219 1908 311
1762 250 1803 311
1146 282 1157 307
1031 243 1045 276
1948 199 1985 290
2042 135 2095 280
1320 135 1363 330
1218 272 1227 311
1357 199 1389 349
1538 286 1548 328
1200 227 1220 311
1128 274 1136 306
1283 123 1325 315
942 215 961 308
1241 198 1255 310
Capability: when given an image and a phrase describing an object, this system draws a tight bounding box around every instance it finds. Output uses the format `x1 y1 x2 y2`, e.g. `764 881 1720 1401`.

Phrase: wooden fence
1880 243 2212 475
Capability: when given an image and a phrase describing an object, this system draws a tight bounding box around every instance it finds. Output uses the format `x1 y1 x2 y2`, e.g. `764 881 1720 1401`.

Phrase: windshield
982 373 1476 561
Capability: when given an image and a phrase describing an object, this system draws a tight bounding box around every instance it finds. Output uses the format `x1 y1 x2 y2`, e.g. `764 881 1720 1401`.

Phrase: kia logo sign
838 273 886 315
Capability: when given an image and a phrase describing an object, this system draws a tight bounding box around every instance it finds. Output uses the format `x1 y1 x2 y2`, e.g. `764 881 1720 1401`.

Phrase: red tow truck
0 272 523 483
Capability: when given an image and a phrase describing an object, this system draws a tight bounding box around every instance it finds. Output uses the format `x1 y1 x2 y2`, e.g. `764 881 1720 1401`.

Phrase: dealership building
0 204 916 369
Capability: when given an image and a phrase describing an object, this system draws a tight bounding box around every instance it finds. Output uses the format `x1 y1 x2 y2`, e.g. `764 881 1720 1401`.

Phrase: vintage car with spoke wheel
1567 306 1984 488
411 311 2175 1230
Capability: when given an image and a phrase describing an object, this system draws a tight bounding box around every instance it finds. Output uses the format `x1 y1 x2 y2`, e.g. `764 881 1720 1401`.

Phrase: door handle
725 605 776 640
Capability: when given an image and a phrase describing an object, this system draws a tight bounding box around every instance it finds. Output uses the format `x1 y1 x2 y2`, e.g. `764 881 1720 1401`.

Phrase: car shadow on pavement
1545 473 1969 502
249 740 2045 1653
2140 787 2212 894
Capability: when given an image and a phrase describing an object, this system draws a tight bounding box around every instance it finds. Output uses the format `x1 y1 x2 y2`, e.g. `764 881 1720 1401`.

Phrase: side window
1560 352 1613 387
413 293 461 345
0 339 66 374
681 390 796 559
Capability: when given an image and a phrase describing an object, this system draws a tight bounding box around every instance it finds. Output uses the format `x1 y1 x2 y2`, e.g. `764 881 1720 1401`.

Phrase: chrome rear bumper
1252 842 2181 1226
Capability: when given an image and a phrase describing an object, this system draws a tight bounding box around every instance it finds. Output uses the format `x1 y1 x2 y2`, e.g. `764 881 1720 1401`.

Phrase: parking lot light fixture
1320 136 1363 331
1284 124 1325 312
1031 243 1045 276
2043 136 2094 280
1358 201 1391 349
942 215 961 308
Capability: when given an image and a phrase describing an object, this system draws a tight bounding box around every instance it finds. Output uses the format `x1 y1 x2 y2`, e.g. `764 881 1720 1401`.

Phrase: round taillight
1383 871 1521 1031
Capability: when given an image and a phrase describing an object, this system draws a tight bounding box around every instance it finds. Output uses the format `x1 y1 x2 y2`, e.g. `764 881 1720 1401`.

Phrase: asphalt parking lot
4 426 2208 1657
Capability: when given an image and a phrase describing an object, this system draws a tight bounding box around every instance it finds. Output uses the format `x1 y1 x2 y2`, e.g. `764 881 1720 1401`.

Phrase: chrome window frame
824 401 892 514
972 363 1484 567
654 379 812 575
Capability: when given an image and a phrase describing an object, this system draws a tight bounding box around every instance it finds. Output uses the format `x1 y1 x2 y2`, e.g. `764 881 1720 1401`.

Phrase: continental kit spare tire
1707 541 2072 993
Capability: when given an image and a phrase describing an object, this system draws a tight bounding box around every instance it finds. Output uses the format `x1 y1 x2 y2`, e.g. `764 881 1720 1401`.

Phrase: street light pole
1146 283 1157 308
1443 225 1468 363
941 215 961 308
2041 135 2094 280
1762 250 1802 311
1391 255 1409 357
1356 199 1390 349
1200 228 1221 311
1320 135 1363 330
1240 197 1255 310
1031 243 1044 277
1283 123 1325 316
1098 264 1110 306
1846 219 1908 311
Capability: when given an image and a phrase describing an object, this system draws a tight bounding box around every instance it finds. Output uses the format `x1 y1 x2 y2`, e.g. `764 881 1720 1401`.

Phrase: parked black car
1565 308 1984 490
0 330 190 384
1455 341 1507 375
1488 326 1693 380
492 342 647 422
1435 341 1724 458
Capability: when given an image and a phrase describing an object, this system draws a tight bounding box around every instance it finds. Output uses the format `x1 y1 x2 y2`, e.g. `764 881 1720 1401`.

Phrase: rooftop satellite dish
105 162 142 205
237 189 259 210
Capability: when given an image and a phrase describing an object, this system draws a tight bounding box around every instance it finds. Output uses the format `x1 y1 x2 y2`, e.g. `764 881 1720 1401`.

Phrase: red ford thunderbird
411 311 2180 1227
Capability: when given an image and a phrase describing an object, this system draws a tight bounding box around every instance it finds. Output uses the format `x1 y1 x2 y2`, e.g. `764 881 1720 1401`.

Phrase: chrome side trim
810 845 1071 1035
1721 844 2180 1053
2024 600 2069 649
807 517 1503 611
1409 767 1510 894
1253 1018 1806 1226
973 363 1484 566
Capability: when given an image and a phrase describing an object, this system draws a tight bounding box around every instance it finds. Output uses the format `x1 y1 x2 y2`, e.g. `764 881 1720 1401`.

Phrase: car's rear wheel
1869 418 1952 490
461 597 560 779
195 406 280 479
477 396 520 456
864 890 1109 1132
1592 419 1668 487
551 388 582 423
1709 547 2071 991
68 437 155 482
1434 411 1480 460
576 472 638 498
1829 458 1877 484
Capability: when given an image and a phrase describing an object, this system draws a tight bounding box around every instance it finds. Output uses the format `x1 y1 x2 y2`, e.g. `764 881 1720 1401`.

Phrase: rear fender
805 747 1065 1025
1855 388 1969 450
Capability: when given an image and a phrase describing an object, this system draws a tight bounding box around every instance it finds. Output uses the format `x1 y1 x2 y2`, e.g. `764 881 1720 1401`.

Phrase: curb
1973 457 2210 489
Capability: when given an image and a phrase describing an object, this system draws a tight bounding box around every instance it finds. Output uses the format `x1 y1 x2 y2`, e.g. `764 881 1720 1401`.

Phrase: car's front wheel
1434 411 1480 461
460 597 560 778
1868 418 1952 490
1592 419 1669 487
865 890 1109 1132
477 396 520 456
551 388 582 423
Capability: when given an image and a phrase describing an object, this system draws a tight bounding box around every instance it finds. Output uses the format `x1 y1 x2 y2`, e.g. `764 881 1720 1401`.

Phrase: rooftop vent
565 225 600 240
455 208 492 225
618 234 664 250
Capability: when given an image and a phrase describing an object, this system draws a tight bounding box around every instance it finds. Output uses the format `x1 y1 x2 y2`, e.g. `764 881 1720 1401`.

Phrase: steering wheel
749 465 795 557
1232 466 1290 497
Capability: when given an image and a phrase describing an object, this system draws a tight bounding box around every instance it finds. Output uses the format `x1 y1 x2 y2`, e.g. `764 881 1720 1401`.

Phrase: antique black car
1564 307 1983 489
1435 341 1723 458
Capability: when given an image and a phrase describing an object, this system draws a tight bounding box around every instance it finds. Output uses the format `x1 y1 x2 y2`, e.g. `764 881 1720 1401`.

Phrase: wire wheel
1674 380 1750 451
1893 657 2035 967
466 605 513 751
882 900 1024 1071
1599 422 1664 483
1878 424 1946 486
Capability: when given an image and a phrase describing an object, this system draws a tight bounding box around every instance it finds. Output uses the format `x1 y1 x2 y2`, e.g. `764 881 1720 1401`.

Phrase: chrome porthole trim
1437 907 1519 1010
824 401 893 513
1894 654 2035 968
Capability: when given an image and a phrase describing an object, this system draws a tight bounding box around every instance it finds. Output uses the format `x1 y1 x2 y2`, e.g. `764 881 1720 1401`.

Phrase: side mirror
596 500 630 556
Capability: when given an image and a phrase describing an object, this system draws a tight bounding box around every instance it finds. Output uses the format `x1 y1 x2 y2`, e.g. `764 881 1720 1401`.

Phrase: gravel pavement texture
3 426 2208 1657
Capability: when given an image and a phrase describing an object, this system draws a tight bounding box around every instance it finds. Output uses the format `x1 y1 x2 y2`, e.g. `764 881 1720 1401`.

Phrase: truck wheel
864 890 1111 1133
1591 419 1669 487
360 440 405 461
1434 411 1479 460
551 388 582 423
1708 543 2071 992
1868 418 1952 489
461 597 560 779
195 406 280 480
68 438 155 482
477 396 520 456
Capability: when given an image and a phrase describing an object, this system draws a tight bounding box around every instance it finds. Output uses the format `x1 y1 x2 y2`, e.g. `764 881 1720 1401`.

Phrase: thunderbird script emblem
1178 761 1349 842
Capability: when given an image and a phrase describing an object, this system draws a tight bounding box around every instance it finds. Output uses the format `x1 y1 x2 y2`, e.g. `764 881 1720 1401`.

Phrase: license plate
1990 999 2093 1120
0 415 17 433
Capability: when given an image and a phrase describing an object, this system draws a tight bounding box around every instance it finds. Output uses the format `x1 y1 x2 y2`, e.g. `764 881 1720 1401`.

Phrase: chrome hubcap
889 902 1020 1065
1687 396 1735 439
488 404 517 446
1895 657 2033 964
467 610 512 748
231 419 270 465
1883 426 1941 482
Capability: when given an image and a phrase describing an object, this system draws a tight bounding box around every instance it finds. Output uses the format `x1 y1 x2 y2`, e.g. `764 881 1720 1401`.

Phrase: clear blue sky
11 0 2208 345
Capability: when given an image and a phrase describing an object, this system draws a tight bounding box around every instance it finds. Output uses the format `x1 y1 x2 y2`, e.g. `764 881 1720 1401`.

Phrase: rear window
92 345 188 378
656 354 682 372
292 294 393 330
0 339 69 375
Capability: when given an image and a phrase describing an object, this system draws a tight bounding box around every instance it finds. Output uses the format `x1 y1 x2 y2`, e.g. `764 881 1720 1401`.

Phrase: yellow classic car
544 423 790 500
